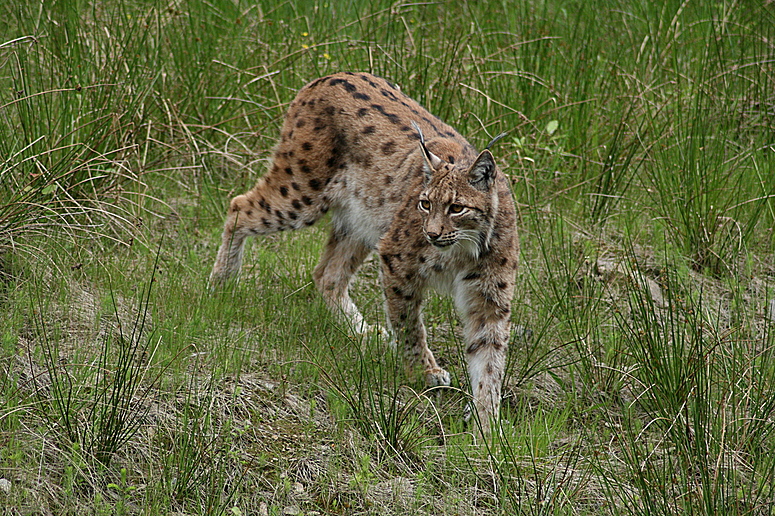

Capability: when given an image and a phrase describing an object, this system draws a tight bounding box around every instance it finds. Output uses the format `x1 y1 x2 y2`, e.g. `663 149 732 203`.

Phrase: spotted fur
210 72 519 436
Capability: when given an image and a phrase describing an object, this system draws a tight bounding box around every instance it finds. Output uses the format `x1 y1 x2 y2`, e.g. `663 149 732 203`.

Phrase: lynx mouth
428 238 455 249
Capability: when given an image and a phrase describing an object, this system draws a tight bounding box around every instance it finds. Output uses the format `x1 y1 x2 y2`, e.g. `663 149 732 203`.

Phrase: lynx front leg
382 277 450 387
459 294 511 437
465 330 508 436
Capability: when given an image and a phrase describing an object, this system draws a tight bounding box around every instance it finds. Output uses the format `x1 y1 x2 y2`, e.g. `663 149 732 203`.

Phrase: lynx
210 72 518 435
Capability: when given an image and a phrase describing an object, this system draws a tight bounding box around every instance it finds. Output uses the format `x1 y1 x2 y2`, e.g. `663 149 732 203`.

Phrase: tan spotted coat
210 72 519 435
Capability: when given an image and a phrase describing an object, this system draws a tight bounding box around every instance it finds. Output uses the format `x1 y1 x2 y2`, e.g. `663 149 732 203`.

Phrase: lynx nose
425 231 440 242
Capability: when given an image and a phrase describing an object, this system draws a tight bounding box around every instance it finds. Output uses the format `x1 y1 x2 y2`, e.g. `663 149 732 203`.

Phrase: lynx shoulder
210 72 519 436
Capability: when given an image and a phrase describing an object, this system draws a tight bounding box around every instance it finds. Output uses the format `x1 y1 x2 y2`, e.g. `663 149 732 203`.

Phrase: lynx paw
424 367 451 387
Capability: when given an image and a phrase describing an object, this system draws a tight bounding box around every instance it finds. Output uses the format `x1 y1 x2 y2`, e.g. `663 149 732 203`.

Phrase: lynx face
210 72 519 438
417 149 499 258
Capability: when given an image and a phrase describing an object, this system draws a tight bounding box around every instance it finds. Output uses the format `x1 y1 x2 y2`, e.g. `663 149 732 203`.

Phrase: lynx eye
418 199 431 211
448 203 465 214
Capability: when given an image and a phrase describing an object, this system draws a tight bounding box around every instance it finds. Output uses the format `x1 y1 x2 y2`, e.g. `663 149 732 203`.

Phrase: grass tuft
31 249 168 468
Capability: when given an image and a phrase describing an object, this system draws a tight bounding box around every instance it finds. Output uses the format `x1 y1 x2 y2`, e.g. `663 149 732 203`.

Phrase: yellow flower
301 32 308 37
323 53 331 60
302 44 309 49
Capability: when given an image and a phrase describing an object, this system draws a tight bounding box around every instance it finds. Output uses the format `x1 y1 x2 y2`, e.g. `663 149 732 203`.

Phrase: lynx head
415 127 501 258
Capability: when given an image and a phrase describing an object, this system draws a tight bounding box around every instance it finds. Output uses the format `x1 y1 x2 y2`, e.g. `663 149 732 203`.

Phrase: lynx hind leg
210 200 248 286
210 166 330 286
313 228 387 337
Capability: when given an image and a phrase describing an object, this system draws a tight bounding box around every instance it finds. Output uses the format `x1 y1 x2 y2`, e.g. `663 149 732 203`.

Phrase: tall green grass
1 0 774 514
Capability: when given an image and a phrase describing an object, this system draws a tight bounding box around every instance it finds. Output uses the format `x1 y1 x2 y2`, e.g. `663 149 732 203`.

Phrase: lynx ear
469 150 496 190
412 121 443 182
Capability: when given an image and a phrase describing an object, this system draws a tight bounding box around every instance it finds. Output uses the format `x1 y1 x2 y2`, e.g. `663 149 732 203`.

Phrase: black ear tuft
412 121 444 183
485 132 508 151
468 150 496 190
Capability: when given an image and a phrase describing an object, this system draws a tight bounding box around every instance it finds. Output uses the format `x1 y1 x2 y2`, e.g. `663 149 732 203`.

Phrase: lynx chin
210 72 519 436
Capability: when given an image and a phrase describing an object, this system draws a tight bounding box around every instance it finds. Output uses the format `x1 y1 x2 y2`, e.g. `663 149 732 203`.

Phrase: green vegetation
1 0 774 514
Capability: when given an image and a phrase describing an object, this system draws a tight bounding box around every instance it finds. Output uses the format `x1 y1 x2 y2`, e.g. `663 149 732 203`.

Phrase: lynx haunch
210 72 519 435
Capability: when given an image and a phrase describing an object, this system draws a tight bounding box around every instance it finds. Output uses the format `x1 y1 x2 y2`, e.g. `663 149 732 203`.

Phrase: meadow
1 0 774 514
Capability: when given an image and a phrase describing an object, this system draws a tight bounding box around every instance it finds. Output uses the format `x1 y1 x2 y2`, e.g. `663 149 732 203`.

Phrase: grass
1 0 774 514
